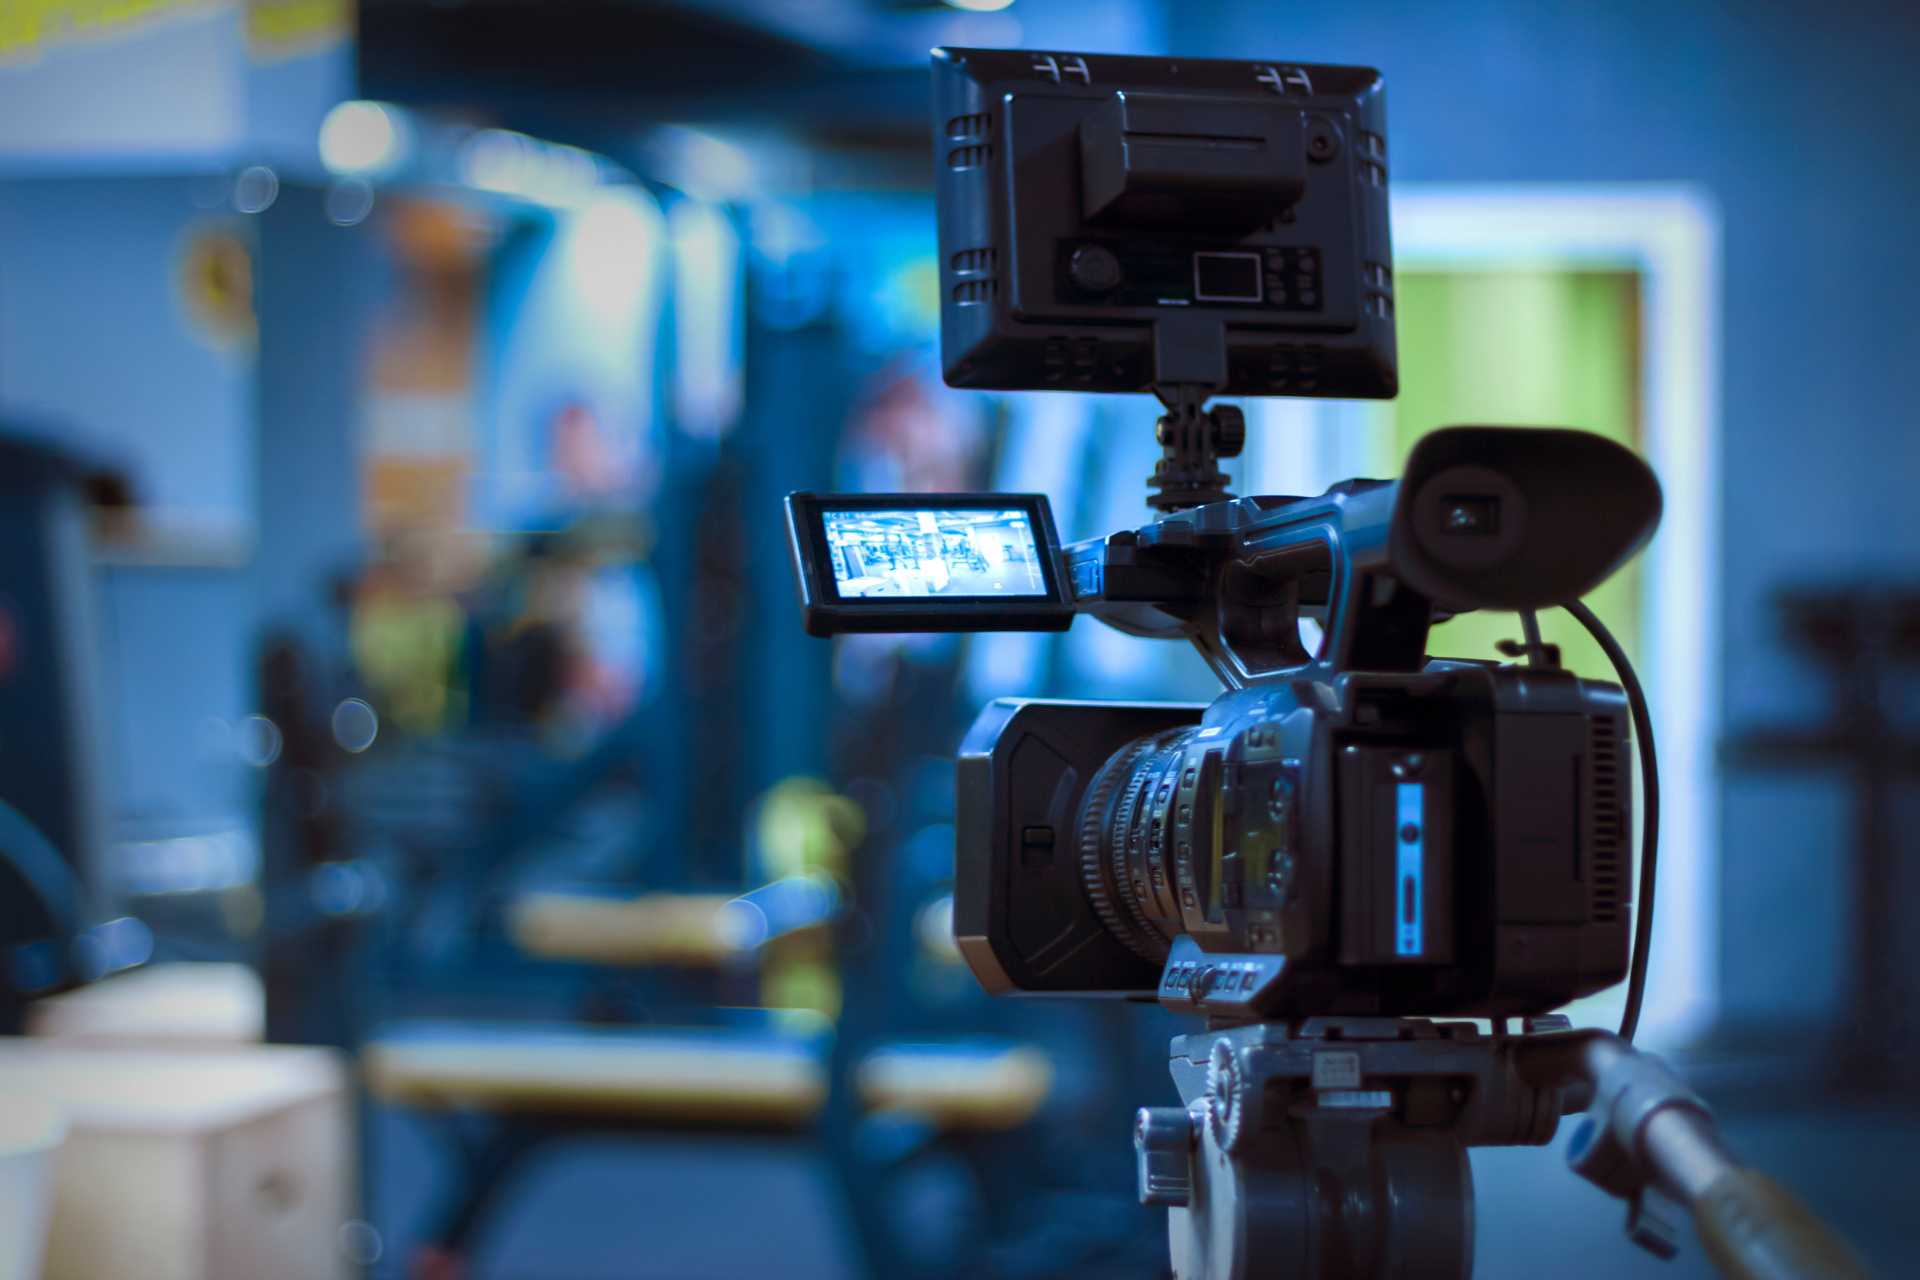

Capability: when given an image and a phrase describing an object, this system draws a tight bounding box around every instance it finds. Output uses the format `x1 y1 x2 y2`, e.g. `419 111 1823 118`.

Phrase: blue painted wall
0 176 258 847
0 174 378 893
0 177 256 534
1171 0 1920 1029
251 181 381 671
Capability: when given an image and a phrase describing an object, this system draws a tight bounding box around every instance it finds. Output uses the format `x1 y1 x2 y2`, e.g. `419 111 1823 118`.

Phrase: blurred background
0 1 1916 1278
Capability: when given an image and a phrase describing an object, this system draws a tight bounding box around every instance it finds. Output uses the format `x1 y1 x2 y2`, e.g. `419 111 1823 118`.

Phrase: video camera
781 50 1882 1280
791 421 1659 1021
786 47 1662 1026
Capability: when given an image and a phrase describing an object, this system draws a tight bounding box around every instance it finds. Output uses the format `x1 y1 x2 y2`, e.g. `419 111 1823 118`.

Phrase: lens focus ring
1079 728 1192 963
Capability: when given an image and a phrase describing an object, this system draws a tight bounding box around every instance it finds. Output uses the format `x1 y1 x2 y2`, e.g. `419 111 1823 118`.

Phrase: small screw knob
1134 1107 1197 1207
1305 118 1341 163
1210 404 1246 457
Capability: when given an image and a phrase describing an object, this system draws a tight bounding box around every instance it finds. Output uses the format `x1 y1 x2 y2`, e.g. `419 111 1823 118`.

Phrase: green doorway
1392 268 1644 678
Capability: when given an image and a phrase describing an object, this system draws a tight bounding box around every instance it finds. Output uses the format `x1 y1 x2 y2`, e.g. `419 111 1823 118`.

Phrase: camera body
955 670 1630 1022
949 427 1655 1020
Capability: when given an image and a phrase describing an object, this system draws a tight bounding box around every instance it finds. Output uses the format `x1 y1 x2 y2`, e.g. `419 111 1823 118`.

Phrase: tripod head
1135 1018 1872 1280
1140 1018 1546 1280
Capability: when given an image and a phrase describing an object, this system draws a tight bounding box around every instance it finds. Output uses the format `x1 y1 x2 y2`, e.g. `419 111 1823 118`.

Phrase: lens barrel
1078 726 1200 963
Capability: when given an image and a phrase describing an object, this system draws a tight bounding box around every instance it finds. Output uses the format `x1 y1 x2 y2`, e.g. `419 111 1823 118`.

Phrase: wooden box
0 1041 350 1280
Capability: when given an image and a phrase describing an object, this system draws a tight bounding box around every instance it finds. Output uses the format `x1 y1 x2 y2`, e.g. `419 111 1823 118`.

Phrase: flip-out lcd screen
822 508 1047 599
785 492 1072 636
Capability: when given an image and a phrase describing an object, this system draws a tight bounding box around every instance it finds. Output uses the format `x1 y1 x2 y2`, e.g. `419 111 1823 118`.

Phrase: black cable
1519 609 1544 665
1562 598 1658 1044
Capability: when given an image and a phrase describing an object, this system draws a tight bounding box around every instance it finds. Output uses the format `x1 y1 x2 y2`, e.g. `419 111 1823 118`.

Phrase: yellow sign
245 0 348 62
0 0 226 64
0 0 347 64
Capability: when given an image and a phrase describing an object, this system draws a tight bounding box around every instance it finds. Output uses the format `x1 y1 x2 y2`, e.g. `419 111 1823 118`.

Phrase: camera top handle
1068 424 1661 689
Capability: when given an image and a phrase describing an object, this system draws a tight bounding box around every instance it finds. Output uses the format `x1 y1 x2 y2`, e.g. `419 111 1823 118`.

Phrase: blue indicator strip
1395 783 1424 957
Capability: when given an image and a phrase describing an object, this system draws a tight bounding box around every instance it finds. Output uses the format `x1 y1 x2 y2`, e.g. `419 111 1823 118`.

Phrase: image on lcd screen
822 508 1047 598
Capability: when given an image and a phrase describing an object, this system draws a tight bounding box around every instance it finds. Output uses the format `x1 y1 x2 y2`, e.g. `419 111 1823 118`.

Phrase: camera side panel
1484 680 1634 1008
1170 668 1633 1022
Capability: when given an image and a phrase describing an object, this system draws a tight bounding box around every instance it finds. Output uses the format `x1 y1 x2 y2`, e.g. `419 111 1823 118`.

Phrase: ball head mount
1149 383 1247 512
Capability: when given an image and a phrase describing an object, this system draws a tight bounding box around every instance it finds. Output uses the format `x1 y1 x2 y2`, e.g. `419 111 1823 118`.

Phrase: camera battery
1337 746 1455 965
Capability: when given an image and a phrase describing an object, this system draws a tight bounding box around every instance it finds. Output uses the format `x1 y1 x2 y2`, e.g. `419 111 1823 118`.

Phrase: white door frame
1390 184 1723 1045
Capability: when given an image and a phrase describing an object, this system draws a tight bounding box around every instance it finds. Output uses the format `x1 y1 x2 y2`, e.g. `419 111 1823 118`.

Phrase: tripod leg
1369 1124 1474 1280
1169 1109 1472 1280
1161 1107 1474 1279
1298 1112 1473 1280
1181 1109 1311 1280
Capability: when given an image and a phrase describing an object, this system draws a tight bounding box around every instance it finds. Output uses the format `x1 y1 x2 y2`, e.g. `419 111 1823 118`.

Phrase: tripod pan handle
1694 1169 1874 1280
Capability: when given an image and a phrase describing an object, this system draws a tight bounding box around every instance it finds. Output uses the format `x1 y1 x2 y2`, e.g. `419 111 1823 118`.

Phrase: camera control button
1068 244 1123 292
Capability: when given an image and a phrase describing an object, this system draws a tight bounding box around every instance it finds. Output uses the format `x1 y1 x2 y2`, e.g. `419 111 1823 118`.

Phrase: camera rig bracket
1145 315 1248 512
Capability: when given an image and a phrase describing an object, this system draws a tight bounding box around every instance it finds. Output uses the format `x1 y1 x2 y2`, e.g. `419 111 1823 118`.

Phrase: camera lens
1077 726 1198 962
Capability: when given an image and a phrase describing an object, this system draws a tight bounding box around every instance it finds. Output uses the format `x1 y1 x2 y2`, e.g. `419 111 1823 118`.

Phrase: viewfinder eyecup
1389 426 1662 612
